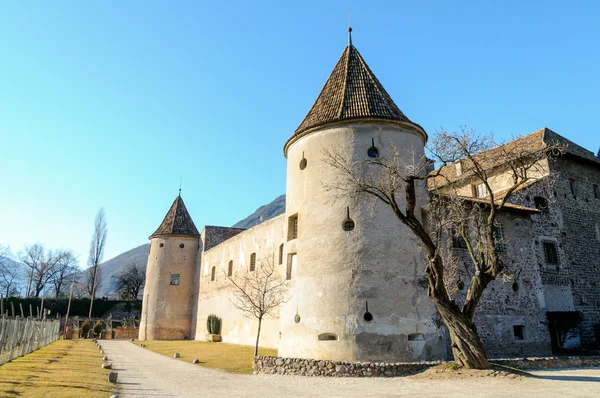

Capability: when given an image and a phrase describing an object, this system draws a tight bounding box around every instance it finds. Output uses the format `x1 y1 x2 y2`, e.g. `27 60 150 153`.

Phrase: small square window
170 274 180 286
288 214 298 241
513 325 525 340
543 241 559 265
472 183 487 198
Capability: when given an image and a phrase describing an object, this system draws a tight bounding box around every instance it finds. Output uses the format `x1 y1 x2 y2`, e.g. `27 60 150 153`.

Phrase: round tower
278 30 446 362
139 194 200 340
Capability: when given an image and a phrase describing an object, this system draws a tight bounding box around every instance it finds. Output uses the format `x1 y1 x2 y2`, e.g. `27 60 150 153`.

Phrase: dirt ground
100 340 600 397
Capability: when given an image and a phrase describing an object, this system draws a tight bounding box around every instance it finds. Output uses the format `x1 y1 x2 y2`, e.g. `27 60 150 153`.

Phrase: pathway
100 340 600 397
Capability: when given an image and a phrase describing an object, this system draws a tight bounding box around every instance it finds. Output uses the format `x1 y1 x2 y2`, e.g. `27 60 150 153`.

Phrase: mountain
94 244 150 297
92 194 286 297
232 194 286 229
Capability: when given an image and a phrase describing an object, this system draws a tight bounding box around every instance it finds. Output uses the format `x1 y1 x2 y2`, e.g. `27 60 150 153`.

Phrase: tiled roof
428 127 600 189
287 42 423 153
150 195 200 238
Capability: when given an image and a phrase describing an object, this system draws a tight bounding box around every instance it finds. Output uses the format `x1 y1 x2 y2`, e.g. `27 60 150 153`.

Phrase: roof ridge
337 46 351 119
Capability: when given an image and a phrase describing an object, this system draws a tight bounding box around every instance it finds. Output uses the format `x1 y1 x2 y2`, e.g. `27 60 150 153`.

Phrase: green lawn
0 339 116 397
135 340 277 374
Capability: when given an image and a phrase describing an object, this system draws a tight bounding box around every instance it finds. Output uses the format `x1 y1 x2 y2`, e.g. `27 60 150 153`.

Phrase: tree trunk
254 317 262 357
434 298 489 369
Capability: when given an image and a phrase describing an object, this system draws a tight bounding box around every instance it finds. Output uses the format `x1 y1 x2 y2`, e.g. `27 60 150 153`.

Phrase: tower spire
348 10 352 46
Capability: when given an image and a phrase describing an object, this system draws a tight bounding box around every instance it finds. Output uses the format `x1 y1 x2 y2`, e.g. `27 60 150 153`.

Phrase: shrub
547 311 583 352
81 320 91 337
93 321 103 335
206 314 221 334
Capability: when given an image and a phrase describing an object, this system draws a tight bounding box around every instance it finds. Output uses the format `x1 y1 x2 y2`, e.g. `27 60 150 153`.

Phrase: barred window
227 260 233 277
288 214 298 241
569 179 577 196
543 241 559 265
494 224 506 253
451 229 467 249
170 274 180 286
278 244 284 265
211 266 216 282
249 253 256 272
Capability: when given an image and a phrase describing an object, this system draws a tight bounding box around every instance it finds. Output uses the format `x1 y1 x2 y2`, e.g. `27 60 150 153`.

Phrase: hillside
232 194 286 229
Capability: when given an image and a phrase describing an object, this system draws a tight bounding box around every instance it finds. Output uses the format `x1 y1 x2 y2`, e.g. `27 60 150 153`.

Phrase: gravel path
100 340 600 397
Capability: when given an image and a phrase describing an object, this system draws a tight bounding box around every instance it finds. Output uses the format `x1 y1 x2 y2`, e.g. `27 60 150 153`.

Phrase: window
299 151 307 170
288 214 298 241
179 243 185 249
367 138 379 158
533 196 548 210
211 266 216 281
494 224 506 253
286 253 296 280
569 179 576 196
513 325 525 341
170 274 180 286
472 183 487 198
343 219 355 231
227 260 233 277
543 241 559 265
594 184 599 199
249 253 256 272
451 229 467 249
278 244 284 265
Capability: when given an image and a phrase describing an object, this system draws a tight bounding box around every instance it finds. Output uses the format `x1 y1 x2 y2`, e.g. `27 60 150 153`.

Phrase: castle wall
280 123 446 362
140 235 199 340
193 215 286 349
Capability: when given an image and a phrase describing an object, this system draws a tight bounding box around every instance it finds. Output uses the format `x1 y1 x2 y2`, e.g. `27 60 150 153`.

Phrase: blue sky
1 1 599 265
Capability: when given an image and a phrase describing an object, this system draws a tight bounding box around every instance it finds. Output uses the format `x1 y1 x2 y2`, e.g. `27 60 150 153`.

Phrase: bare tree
19 243 63 297
113 261 146 300
0 244 22 297
88 208 107 318
226 256 288 356
50 250 79 298
323 127 563 369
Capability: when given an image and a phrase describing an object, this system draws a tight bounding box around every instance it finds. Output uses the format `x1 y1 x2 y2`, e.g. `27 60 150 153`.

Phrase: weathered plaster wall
140 235 199 340
192 215 286 348
280 123 446 362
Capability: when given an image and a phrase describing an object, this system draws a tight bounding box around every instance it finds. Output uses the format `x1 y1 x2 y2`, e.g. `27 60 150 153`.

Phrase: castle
139 31 600 361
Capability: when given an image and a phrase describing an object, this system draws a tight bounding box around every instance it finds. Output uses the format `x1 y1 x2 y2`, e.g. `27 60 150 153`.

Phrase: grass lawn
0 339 116 398
135 340 277 374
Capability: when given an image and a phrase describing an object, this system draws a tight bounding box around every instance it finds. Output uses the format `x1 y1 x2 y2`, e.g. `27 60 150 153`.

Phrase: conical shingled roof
287 42 423 153
150 195 200 239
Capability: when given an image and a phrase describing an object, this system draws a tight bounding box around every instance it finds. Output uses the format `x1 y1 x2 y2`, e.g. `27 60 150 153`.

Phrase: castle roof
285 31 424 155
150 195 200 239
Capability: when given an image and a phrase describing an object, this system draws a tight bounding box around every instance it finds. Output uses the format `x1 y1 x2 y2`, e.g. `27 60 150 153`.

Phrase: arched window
211 266 216 282
227 260 233 277
278 244 284 265
249 253 256 272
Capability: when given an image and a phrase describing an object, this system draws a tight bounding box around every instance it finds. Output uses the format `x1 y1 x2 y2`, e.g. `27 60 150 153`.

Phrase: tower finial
179 174 182 197
348 10 352 46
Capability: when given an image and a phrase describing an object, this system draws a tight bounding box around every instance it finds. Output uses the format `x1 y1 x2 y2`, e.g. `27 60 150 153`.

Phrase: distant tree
87 208 107 318
113 261 146 300
51 250 79 298
226 255 288 356
0 244 21 297
19 243 63 297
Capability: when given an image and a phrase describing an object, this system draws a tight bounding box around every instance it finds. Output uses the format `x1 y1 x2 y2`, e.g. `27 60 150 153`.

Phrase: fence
0 317 61 365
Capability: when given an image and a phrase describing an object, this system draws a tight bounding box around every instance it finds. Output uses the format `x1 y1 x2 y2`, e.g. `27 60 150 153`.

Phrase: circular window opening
179 243 185 249
299 158 307 170
363 312 373 322
294 314 301 324
343 219 355 231
367 146 379 158
159 243 164 248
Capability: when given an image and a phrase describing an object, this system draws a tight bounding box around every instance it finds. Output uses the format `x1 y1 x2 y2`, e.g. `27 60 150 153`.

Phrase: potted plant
205 314 222 342
81 320 91 339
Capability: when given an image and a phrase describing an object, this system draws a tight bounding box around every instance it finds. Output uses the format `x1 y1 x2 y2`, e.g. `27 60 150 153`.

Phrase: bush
207 314 221 334
81 320 91 337
93 321 103 335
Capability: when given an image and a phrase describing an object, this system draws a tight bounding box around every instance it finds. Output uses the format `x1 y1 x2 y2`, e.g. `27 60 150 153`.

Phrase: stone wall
254 355 600 376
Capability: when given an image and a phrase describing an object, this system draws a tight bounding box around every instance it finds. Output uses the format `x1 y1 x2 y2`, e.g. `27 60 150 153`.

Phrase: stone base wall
253 355 600 377
253 356 440 377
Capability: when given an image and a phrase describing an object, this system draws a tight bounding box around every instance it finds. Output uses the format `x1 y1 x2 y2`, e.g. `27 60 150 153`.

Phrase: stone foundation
253 355 600 377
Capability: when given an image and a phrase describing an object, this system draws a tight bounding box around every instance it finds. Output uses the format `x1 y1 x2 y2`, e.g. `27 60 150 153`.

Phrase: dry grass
135 340 277 374
0 339 116 397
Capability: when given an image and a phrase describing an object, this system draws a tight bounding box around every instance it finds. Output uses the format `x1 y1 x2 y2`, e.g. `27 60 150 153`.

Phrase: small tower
279 29 445 361
139 194 200 340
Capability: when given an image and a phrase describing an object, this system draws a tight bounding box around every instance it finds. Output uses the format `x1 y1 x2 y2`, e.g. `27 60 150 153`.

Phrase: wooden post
10 301 15 317
29 304 33 318
20 303 24 318
0 294 3 315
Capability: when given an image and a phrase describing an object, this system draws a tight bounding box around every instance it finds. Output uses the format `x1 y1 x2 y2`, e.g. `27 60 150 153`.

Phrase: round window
159 243 164 248
363 312 373 322
294 314 301 324
299 158 307 170
179 243 185 249
343 219 355 231
367 146 379 158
